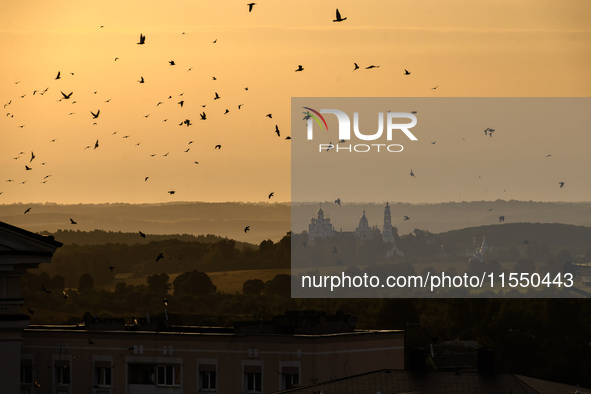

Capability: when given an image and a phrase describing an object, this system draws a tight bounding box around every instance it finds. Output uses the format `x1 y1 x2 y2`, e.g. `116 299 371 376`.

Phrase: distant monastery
308 203 403 257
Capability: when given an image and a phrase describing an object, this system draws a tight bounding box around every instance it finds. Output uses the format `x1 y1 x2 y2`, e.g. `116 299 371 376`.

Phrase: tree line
35 233 291 287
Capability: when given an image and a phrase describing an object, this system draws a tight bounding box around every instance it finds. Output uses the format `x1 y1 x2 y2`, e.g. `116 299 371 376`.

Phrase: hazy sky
1 0 590 204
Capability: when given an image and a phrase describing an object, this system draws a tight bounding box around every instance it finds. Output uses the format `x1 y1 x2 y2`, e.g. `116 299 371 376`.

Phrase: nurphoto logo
303 107 418 153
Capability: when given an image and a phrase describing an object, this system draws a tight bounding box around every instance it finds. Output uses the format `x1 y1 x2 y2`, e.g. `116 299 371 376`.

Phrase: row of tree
35 233 291 287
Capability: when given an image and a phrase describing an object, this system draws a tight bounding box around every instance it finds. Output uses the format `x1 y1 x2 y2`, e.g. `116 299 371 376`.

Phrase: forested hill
39 229 254 249
436 222 591 251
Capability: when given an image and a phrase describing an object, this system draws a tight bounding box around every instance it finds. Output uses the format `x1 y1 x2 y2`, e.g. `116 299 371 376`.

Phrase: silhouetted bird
403 216 410 221
266 114 272 118
169 60 175 66
365 65 380 69
139 231 146 238
200 112 206 120
285 136 291 140
559 182 565 188
353 63 359 71
499 216 505 222
404 69 411 75
432 86 439 90
275 125 280 137
215 145 221 149
137 34 145 45
268 192 274 199
333 9 347 22
224 109 229 114
295 65 304 72
24 207 31 214
214 92 220 100
27 307 34 314
178 100 184 107
91 110 100 119
244 226 250 233
168 190 175 194
61 91 73 99
94 139 99 149
55 71 61 80
156 253 164 262
70 218 77 224
335 198 341 206
410 169 416 178
108 266 115 271
25 165 32 171
247 3 256 12
138 76 144 83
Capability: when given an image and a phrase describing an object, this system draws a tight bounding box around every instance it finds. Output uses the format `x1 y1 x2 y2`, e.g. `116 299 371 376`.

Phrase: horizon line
1 199 591 206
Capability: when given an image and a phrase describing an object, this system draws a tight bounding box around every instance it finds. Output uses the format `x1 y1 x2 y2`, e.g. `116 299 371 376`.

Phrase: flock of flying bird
2 5 436 232
3 5 570 254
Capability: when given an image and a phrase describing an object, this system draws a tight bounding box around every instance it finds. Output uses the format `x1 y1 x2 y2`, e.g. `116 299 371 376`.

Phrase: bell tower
382 202 395 243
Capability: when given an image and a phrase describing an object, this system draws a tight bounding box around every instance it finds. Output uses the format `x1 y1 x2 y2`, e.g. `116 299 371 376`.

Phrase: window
128 364 155 385
280 365 300 390
282 373 299 390
199 364 216 390
245 372 262 392
156 365 181 387
200 371 216 390
243 365 262 392
94 365 112 386
54 361 71 385
21 364 33 385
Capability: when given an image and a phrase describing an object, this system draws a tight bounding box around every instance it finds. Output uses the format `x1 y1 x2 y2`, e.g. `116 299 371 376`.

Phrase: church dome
359 210 368 226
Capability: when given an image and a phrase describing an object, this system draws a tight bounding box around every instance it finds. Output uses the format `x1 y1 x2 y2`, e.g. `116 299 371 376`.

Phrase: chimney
477 347 495 374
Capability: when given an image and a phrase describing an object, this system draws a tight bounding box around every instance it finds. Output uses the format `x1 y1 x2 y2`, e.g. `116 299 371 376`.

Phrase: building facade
21 322 404 394
0 222 62 394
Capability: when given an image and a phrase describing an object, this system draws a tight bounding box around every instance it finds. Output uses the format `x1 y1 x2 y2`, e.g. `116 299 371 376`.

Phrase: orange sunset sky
1 0 590 204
